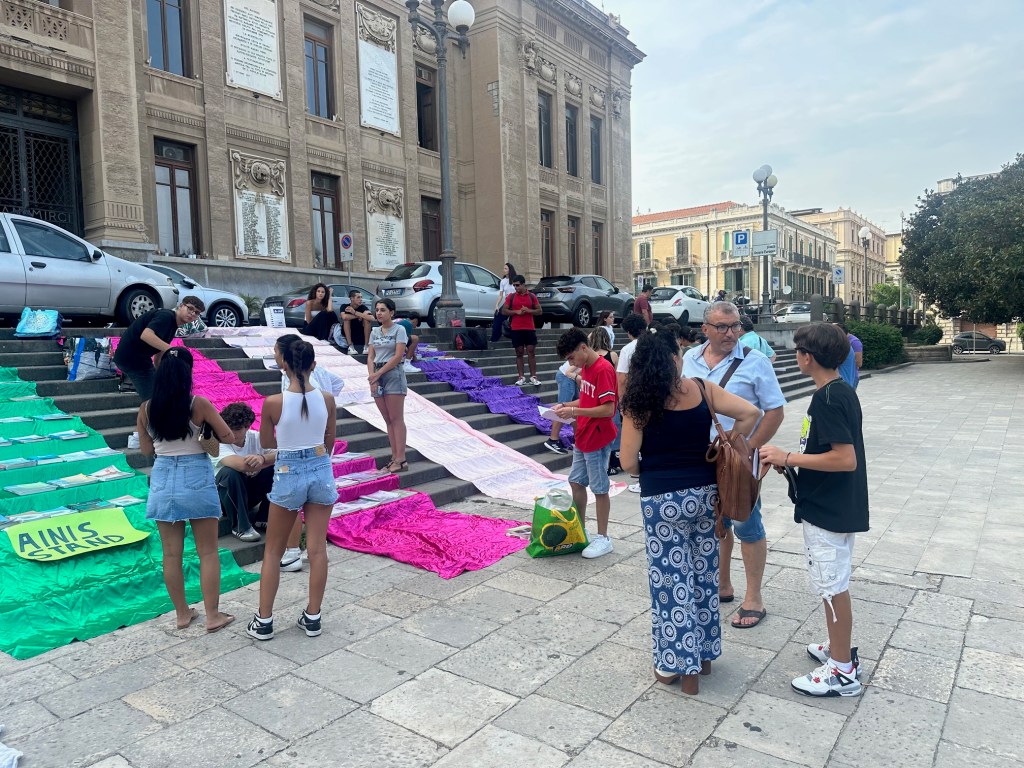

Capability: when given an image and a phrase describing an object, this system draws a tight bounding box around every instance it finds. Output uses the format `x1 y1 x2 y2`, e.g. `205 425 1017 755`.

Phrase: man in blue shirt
738 315 776 363
683 302 786 628
835 323 862 388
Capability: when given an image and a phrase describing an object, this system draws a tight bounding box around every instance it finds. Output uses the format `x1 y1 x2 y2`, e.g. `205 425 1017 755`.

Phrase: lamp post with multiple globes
752 164 778 320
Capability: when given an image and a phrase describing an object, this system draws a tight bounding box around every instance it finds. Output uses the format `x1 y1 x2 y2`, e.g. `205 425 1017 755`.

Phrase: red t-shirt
634 294 651 320
576 355 618 452
505 291 539 330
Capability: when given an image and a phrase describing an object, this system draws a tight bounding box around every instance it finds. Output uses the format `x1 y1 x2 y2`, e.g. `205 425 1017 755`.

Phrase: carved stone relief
611 88 625 117
413 25 437 54
564 72 583 98
364 180 404 219
590 85 605 109
355 3 397 54
306 0 340 10
519 36 538 74
537 56 556 84
231 151 286 196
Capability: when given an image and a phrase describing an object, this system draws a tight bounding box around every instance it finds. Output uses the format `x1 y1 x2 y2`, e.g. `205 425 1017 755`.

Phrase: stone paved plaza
2 356 1023 768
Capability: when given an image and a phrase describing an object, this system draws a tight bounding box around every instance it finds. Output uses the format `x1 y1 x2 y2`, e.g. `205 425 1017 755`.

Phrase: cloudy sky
613 0 1023 232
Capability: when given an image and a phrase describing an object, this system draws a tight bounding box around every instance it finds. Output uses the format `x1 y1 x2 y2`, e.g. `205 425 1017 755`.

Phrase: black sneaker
297 611 322 637
543 439 568 455
246 614 274 641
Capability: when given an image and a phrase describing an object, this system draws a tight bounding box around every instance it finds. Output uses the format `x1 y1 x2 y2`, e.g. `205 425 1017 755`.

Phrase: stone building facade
631 202 837 304
0 0 642 298
790 208 886 304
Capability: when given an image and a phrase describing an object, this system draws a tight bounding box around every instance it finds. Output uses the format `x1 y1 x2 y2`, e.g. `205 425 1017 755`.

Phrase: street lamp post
405 0 475 327
752 164 778 321
859 225 871 304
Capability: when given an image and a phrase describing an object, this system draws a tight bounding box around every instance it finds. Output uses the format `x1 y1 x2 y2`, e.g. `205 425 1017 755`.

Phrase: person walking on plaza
491 262 518 343
503 275 543 386
341 290 374 354
616 313 648 493
215 402 275 543
760 323 868 697
738 315 776 362
114 296 205 401
682 301 785 628
620 328 760 695
552 329 618 559
247 338 338 641
835 323 863 389
300 283 339 341
368 298 410 474
137 347 236 633
634 284 654 325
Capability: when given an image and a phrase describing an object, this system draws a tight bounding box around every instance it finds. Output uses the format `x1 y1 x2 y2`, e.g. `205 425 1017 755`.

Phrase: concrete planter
903 344 952 362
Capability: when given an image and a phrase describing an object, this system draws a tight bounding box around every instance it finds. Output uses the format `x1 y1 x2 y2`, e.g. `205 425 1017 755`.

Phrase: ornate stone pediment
231 151 286 196
364 180 404 219
356 3 397 53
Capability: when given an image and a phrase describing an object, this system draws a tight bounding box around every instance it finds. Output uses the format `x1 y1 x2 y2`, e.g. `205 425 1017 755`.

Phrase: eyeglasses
796 346 811 355
183 305 201 316
706 322 743 334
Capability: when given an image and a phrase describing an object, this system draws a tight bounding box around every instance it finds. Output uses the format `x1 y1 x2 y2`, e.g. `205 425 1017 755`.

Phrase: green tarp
0 371 258 659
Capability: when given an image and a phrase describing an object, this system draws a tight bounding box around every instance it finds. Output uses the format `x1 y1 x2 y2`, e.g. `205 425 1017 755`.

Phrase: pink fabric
327 492 528 578
334 473 399 503
332 456 378 477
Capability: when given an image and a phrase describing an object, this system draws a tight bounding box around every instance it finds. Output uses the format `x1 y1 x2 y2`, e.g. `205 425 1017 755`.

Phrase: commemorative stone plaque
231 151 289 260
356 3 400 135
225 0 282 99
364 180 404 271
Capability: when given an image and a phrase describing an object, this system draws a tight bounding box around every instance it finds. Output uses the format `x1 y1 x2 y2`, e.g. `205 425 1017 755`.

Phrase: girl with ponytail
246 336 338 642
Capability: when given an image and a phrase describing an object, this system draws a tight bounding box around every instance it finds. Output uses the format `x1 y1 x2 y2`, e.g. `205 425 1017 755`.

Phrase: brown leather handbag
694 378 765 534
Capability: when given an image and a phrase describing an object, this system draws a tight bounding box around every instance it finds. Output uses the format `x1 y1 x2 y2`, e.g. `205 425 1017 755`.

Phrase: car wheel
952 344 964 355
988 345 1000 355
210 303 242 328
426 299 440 328
679 309 689 326
117 288 158 325
573 303 593 328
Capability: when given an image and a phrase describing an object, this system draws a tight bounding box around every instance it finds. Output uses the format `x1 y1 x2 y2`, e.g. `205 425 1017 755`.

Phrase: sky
611 0 1024 232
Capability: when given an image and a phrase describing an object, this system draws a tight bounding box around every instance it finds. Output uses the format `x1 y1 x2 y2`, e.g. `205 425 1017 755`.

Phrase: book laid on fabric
49 430 90 440
0 458 36 471
34 413 73 421
47 474 97 489
4 481 56 496
11 435 48 444
26 454 63 465
88 466 135 482
0 416 33 424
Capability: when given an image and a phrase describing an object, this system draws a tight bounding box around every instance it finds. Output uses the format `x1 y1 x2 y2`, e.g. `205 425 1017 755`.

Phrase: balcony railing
0 0 95 80
671 254 691 268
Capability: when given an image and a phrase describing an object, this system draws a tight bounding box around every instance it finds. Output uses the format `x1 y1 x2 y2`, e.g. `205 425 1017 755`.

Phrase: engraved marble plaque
231 151 289 259
358 39 399 135
364 180 405 270
224 0 282 99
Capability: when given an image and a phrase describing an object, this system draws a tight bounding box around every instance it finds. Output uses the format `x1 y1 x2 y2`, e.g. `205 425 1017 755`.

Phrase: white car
0 213 179 324
376 261 502 327
649 285 710 326
773 303 811 323
149 265 249 327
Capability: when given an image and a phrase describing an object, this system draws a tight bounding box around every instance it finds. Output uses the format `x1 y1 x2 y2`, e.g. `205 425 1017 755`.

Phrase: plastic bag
14 307 62 338
526 488 589 558
65 337 117 381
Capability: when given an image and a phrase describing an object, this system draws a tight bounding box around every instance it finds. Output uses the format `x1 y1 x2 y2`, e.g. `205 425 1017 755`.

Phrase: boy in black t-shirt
113 296 204 401
760 323 868 698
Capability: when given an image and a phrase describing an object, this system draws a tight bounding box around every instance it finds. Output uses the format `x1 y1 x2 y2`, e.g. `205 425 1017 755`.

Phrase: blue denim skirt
146 453 221 523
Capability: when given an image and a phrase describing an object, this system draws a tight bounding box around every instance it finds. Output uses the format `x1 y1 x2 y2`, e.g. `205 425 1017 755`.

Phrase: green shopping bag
527 488 589 558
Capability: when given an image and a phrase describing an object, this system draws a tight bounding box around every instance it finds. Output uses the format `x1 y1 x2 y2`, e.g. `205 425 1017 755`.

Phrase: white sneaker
403 361 420 373
581 534 613 559
280 548 303 572
530 376 542 386
127 432 140 449
791 661 862 697
627 482 641 493
807 643 861 678
514 377 527 386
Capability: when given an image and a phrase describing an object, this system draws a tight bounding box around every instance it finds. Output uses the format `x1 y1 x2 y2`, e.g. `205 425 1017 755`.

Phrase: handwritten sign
6 507 150 561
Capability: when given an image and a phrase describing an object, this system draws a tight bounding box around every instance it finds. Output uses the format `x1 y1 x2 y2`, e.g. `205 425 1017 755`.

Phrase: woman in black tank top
618 326 760 696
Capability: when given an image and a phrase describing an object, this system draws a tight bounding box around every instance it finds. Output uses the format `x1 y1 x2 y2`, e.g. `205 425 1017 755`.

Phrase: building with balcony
0 0 643 297
791 208 887 304
631 201 837 303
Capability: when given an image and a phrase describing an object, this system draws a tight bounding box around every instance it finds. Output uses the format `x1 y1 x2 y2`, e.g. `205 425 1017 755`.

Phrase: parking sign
733 230 750 258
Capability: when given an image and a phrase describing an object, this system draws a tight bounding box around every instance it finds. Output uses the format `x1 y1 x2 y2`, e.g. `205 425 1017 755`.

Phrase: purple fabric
326 491 528 578
416 359 574 447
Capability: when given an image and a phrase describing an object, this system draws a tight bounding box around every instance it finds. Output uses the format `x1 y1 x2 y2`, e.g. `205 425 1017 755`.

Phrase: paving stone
757 587 823 622
369 668 517 747
902 591 973 629
544 583 650 626
888 619 965 660
495 694 611 755
438 632 577 696
446 584 544 624
200 645 299 692
942 576 1024 609
603 688 724 765
39 654 181 718
260 604 396 664
327 552 400 579
721 613 802 653
659 642 776 711
430 725 568 768
515 551 621 584
958 647 1024 702
851 566 939 591
8 699 161 768
156 627 249 669
871 646 958 703
400 569 493 599
584 563 650 598
831 687 945 768
934 740 1024 768
690 739 806 767
792 615 895 662
966 615 1024 658
223 675 356 739
537 642 653 718
497 608 620 657
293 648 409 703
563 740 671 767
485 570 575 601
336 566 419 598
848 580 917 607
121 706 284 768
399 604 501 647
605 612 652 652
347 626 458 674
123 668 241 724
357 588 438 618
49 624 184 680
714 691 846 767
82 758 132 768
0 662 76 708
0 699 58 739
751 642 873 717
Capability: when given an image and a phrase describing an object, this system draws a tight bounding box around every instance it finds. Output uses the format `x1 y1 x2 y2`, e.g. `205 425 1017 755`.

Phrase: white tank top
275 388 328 451
149 399 205 456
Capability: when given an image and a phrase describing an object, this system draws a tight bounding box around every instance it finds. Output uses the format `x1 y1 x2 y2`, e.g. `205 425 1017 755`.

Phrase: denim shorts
721 497 766 543
374 365 407 397
555 371 578 403
146 453 220 522
568 443 612 495
267 448 337 510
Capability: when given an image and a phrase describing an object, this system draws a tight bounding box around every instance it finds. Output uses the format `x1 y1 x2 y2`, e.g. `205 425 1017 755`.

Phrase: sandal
381 460 408 474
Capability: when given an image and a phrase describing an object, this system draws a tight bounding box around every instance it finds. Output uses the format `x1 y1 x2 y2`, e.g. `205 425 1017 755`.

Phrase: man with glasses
113 296 206 401
682 301 785 628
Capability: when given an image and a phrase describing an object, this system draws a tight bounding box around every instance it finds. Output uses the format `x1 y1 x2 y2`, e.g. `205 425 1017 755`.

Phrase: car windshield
651 288 680 301
385 263 431 280
536 276 574 287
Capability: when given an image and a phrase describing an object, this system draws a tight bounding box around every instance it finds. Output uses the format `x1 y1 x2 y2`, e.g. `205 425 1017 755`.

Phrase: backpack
453 329 488 351
14 308 63 338
65 337 117 381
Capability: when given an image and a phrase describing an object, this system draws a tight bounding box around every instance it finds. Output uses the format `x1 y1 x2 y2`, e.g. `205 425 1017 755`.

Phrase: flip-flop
731 607 767 629
175 607 199 630
720 593 735 604
206 614 236 634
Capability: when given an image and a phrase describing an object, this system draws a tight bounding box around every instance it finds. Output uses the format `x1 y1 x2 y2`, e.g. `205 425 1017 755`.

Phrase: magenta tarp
326 492 528 578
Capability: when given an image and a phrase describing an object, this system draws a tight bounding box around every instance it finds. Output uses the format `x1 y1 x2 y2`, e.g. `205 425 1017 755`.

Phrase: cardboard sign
6 507 150 561
263 306 286 328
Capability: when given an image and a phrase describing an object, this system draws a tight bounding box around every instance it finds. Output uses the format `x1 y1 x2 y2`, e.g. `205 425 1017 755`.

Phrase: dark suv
533 275 635 327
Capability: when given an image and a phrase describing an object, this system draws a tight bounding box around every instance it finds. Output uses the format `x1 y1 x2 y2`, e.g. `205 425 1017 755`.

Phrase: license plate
536 292 552 299
383 288 402 296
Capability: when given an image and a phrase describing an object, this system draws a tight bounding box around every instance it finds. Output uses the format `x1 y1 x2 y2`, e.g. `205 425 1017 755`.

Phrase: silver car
376 261 502 327
0 213 178 324
149 265 249 327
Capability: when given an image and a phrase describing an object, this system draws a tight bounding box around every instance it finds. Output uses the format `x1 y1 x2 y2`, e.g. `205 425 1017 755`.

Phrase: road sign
733 230 750 258
832 266 845 285
338 232 354 263
772 276 780 290
752 230 778 257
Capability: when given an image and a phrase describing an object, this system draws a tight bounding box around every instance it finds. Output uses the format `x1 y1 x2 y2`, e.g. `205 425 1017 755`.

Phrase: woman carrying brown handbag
619 328 760 695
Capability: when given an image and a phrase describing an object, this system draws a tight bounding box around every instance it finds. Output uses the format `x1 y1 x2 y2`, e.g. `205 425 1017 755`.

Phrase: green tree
901 154 1024 323
870 281 912 308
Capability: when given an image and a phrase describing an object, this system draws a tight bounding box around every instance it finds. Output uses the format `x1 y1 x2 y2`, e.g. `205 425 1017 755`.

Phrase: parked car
0 213 179 324
148 265 248 327
773 302 811 323
534 275 634 327
260 283 377 327
376 261 502 327
951 331 1005 355
649 285 710 326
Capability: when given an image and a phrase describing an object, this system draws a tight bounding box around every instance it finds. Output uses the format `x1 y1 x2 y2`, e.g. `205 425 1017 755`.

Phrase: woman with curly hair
619 327 760 695
301 283 339 341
